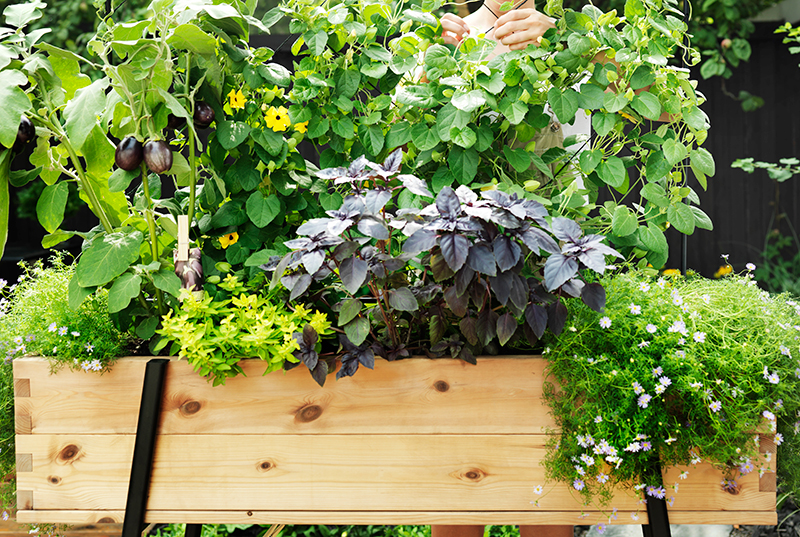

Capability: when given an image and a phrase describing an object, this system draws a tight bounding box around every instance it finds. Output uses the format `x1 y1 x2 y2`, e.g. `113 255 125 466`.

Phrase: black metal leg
642 496 672 537
122 359 170 537
185 524 203 537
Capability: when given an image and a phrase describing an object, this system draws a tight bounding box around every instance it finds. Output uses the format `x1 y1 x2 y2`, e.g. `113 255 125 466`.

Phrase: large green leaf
451 89 486 113
386 121 412 149
578 148 602 174
107 272 142 313
667 202 695 235
547 87 579 124
662 138 687 165
690 147 715 176
217 121 252 150
449 147 479 184
411 124 440 151
597 156 626 188
76 230 144 287
499 97 527 124
577 84 605 110
152 269 181 297
36 182 69 233
37 43 91 101
611 205 637 236
631 91 662 120
503 146 532 173
63 78 109 152
246 192 281 227
591 112 616 137
0 70 32 148
638 222 668 254
358 124 385 155
641 182 669 208
0 150 9 259
3 0 46 27
690 206 713 231
168 24 216 55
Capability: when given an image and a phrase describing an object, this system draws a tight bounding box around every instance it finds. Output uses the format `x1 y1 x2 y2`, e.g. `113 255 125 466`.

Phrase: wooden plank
14 357 557 435
14 509 779 526
16 434 775 515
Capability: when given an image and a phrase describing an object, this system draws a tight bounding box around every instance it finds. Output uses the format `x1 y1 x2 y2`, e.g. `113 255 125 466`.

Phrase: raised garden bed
13 356 777 526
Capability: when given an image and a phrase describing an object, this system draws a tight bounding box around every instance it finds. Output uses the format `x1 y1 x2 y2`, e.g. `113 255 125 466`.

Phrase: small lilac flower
85 344 94 353
775 399 784 410
646 324 658 334
639 282 650 292
625 442 642 452
665 437 677 444
668 320 687 335
746 263 756 271
693 331 706 343
709 400 722 412
780 345 792 356
580 454 595 466
631 513 640 521
633 381 645 395
776 433 784 446
674 350 686 358
573 479 585 491
690 381 703 388
739 460 755 474
655 384 666 395
768 372 780 384
597 473 609 484
656 278 666 289
673 295 684 306
594 415 603 423
667 496 675 507
48 322 57 332
629 303 642 315
0 278 6 289
652 487 666 499
599 316 612 329
13 336 22 345
680 471 689 479
596 523 606 534
701 294 711 304
25 334 35 342
677 337 686 345
638 341 650 348
71 331 80 337
533 485 543 495
659 376 672 387
641 441 652 451
1 511 7 521
638 394 652 408
58 326 68 336
652 366 663 377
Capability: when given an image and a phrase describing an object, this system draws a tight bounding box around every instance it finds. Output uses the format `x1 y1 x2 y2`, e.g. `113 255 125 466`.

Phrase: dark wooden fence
2 24 798 283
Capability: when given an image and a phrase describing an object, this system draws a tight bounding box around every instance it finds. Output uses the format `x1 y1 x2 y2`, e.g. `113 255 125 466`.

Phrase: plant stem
60 132 115 233
140 162 165 314
183 52 198 225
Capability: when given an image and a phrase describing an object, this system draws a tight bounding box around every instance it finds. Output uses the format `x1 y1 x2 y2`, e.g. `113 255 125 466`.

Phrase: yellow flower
620 111 640 124
265 106 291 132
662 269 681 276
294 120 309 134
219 232 239 249
713 264 733 278
309 311 331 334
227 89 246 110
293 303 310 318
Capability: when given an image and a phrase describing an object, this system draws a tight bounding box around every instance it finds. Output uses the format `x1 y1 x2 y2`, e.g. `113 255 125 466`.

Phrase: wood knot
47 475 62 485
58 444 81 463
433 380 449 392
295 404 323 423
180 400 202 416
247 511 253 517
456 467 487 482
97 518 115 524
256 460 275 472
724 483 741 495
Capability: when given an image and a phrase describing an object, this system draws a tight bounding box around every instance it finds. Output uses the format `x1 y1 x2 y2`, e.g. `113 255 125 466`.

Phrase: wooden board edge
14 510 779 526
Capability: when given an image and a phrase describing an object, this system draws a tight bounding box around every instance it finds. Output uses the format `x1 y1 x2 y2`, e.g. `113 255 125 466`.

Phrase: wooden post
177 215 189 263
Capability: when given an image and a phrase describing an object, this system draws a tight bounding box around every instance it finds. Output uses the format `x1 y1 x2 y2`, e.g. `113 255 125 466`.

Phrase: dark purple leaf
358 347 375 369
468 277 487 308
530 282 557 304
340 256 368 294
289 273 312 301
328 218 354 236
333 241 360 261
302 323 318 348
509 273 529 311
577 247 608 273
403 229 438 254
348 155 369 177
581 282 606 312
357 216 390 240
336 356 359 379
399 174 432 198
412 283 442 305
519 227 560 255
489 271 513 306
365 189 392 214
496 313 517 346
476 308 499 346
297 218 331 236
271 253 293 290
523 322 539 346
466 243 497 276
444 285 468 317
561 279 585 298
440 233 470 272
457 345 477 365
429 314 447 344
525 303 548 339
489 208 522 229
310 359 328 387
547 300 568 336
493 235 521 272
455 265 475 296
301 250 325 275
386 287 419 311
550 217 582 242
431 250 456 281
382 148 403 175
435 186 461 219
316 167 347 180
459 316 479 345
543 253 579 291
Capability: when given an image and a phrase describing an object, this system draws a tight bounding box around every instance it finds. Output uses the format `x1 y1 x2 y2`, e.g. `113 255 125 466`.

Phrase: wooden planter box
13 356 776 526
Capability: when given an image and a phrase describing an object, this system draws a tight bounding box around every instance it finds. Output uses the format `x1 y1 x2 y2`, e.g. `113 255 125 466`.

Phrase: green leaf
641 182 669 208
499 97 527 124
630 65 655 90
638 222 668 254
547 87 579 124
578 148 602 174
449 147 479 184
662 138 688 165
386 121 412 150
63 78 109 151
411 123 440 151
168 24 216 55
667 202 695 235
344 316 369 346
335 69 361 98
0 150 8 259
152 269 181 297
364 44 391 63
305 30 328 56
246 192 281 227
307 116 329 139
567 33 592 56
476 71 505 94
0 71 32 148
452 89 486 113
611 205 638 236
690 206 713 231
631 91 662 120
389 54 417 74
690 147 715 177
76 231 144 287
592 112 617 137
261 7 283 29
437 103 469 142
577 84 605 110
68 274 93 310
360 61 388 79
503 146 532 173
37 43 91 101
358 124 385 155
683 105 707 130
108 272 142 313
332 116 355 139
81 124 116 177
597 156 626 188
257 63 292 87
3 1 46 27
452 126 477 149
36 182 69 233
217 121 252 150
339 298 362 326
603 91 629 114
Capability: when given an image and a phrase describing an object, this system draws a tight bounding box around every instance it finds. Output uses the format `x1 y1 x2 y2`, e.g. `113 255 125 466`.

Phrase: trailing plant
540 268 800 508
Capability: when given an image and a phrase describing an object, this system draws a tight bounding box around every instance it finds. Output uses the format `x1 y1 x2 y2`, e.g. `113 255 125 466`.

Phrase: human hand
493 8 556 50
439 13 471 46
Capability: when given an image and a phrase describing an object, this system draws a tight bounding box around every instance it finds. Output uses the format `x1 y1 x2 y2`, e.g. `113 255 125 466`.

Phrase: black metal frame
643 496 672 537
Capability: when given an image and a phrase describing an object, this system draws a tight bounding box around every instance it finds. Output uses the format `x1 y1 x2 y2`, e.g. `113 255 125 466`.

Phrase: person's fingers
440 14 469 43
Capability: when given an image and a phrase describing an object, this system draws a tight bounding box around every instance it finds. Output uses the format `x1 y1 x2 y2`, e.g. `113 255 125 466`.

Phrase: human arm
493 8 556 50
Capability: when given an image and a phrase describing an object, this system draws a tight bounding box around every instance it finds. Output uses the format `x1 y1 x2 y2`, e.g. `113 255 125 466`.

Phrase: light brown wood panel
14 509 779 526
14 357 556 435
16 434 775 516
